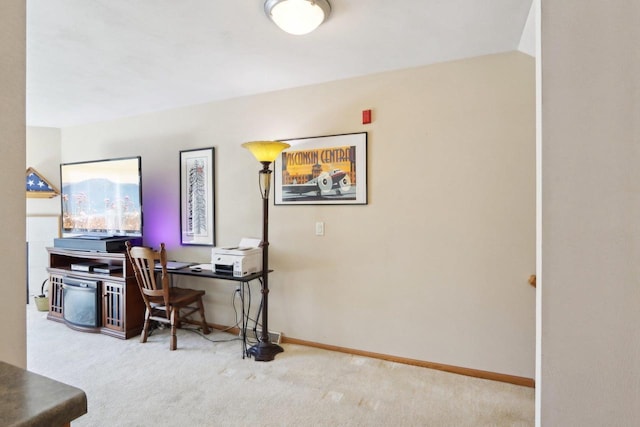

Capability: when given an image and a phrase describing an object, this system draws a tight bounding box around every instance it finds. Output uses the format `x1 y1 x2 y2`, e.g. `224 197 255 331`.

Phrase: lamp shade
264 0 331 35
242 141 291 164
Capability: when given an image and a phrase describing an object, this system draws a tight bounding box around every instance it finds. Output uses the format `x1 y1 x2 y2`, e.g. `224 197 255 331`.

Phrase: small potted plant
33 279 49 312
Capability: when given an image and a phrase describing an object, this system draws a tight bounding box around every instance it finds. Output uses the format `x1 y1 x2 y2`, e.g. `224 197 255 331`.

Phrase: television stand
46 247 145 339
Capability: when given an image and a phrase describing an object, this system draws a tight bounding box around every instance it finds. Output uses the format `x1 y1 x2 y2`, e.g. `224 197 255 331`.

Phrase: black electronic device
70 261 108 272
54 236 142 253
93 265 123 274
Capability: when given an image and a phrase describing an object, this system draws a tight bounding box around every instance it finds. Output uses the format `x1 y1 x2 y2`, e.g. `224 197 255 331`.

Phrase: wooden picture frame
26 167 59 199
274 132 368 205
179 147 215 246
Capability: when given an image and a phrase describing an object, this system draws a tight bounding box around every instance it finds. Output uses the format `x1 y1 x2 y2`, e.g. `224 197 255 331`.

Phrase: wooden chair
125 241 210 350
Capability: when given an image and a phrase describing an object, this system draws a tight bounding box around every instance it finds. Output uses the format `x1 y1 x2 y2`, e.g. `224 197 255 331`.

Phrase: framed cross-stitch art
179 147 215 245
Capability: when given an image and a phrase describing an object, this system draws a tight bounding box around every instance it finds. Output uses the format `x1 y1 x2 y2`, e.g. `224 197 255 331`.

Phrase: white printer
211 238 262 277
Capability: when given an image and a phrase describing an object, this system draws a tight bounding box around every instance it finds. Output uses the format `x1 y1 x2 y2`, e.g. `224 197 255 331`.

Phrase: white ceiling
26 0 535 128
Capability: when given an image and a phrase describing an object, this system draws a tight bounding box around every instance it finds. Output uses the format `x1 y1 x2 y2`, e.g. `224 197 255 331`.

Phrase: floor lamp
242 140 290 361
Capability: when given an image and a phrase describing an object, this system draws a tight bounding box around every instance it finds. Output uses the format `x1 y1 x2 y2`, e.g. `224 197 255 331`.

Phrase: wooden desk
159 266 266 358
0 361 87 427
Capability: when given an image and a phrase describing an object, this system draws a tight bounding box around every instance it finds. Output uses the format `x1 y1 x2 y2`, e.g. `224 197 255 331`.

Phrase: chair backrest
125 241 170 308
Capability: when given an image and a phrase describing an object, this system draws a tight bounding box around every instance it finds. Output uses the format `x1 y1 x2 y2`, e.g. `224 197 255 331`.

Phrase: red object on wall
362 109 372 124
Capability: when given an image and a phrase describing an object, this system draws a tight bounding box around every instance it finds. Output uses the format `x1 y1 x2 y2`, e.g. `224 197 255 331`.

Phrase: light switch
315 222 325 236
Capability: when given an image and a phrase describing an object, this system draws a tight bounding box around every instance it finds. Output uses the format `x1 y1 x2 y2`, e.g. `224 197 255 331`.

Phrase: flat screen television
60 156 143 238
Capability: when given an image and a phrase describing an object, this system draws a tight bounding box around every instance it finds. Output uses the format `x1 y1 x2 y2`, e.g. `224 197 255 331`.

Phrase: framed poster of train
273 132 367 205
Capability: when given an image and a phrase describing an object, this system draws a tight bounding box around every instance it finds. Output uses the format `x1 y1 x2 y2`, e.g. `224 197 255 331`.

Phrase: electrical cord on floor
181 326 240 343
178 280 267 347
233 281 266 347
232 286 243 330
179 290 243 344
234 283 257 347
180 310 240 343
179 283 254 344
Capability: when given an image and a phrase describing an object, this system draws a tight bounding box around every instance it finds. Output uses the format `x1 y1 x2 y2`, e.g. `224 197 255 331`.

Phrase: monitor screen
60 156 142 238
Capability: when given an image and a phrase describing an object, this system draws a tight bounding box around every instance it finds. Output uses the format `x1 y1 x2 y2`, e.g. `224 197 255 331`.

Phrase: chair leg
141 308 151 343
198 298 210 335
169 307 178 351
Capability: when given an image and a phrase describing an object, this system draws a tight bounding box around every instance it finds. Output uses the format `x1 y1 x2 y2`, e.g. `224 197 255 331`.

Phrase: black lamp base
247 341 284 362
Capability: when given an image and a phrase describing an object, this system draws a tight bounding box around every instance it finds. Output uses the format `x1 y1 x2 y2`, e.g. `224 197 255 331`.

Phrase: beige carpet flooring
26 305 534 426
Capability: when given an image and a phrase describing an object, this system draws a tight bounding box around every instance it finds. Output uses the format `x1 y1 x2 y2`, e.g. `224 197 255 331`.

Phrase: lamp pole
247 163 283 361
242 140 289 362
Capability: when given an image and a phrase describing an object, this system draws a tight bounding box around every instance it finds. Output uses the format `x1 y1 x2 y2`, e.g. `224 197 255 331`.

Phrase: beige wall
27 126 62 216
59 51 535 378
26 127 62 299
540 0 640 424
0 0 26 367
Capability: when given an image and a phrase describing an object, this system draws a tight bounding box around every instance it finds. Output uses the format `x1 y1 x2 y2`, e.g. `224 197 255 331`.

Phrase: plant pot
34 295 49 312
34 278 49 311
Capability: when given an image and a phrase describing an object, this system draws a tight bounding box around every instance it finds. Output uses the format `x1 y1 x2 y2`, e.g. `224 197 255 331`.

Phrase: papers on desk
189 263 213 271
155 261 195 270
154 262 212 272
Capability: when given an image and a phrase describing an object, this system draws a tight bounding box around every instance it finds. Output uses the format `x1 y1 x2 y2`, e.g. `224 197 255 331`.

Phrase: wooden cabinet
46 247 145 339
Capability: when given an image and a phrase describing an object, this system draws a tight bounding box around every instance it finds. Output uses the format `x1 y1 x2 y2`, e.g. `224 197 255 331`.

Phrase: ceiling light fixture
264 0 331 35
